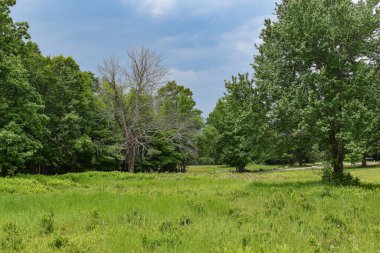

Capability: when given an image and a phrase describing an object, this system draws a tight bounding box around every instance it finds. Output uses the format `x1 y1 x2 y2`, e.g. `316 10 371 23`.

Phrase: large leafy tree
207 74 266 172
29 56 122 173
254 0 380 178
0 0 48 175
342 65 380 166
153 81 203 172
196 125 219 165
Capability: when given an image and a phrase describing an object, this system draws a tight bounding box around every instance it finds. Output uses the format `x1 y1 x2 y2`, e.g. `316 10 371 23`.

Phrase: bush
179 216 192 226
50 235 69 249
322 166 360 186
1 223 23 252
85 210 101 231
40 210 54 235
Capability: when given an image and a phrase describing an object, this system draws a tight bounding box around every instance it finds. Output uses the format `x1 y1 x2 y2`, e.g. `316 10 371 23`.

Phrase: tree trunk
361 155 367 167
329 120 345 177
127 145 136 173
0 165 5 177
297 155 303 167
236 165 244 173
331 138 344 177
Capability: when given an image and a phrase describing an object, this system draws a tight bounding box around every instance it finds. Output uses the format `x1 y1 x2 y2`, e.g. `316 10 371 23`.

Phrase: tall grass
0 167 379 252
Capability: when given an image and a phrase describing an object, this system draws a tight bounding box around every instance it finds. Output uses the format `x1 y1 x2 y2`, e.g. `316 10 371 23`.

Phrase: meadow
0 166 380 252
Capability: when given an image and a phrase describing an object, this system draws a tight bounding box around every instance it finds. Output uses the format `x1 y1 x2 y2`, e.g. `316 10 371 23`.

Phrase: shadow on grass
247 180 380 190
357 183 380 190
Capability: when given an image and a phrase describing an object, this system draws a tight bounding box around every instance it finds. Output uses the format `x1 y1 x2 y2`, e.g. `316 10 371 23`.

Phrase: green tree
21 53 122 173
208 74 265 172
154 81 203 172
0 0 47 175
196 125 219 165
254 0 380 179
342 66 380 167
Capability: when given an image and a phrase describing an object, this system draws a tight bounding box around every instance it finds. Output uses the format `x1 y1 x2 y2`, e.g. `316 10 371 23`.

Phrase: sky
10 0 278 116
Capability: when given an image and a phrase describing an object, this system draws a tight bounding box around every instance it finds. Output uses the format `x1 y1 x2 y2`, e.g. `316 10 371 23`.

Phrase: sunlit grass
0 167 379 252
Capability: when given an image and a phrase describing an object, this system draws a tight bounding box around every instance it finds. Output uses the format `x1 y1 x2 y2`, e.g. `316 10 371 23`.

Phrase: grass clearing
0 167 379 252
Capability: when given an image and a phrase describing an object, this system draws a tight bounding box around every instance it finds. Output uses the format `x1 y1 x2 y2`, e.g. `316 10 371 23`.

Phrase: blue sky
11 0 277 116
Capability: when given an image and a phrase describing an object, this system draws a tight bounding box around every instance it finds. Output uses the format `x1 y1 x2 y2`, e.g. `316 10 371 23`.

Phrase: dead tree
99 47 169 173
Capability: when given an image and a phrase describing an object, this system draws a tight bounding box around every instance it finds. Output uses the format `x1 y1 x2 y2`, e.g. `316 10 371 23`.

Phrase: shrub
322 166 360 186
50 235 69 249
179 216 192 226
124 209 146 226
85 210 101 231
159 221 173 233
40 210 54 235
0 223 23 252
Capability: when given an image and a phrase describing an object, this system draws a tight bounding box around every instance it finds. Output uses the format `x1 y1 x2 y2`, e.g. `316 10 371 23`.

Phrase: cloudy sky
11 0 277 116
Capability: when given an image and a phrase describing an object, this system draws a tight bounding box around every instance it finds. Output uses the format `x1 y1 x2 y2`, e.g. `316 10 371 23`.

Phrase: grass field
0 166 380 252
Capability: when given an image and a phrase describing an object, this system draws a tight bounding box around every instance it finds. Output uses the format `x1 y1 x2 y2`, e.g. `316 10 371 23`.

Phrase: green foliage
29 56 122 173
0 223 23 252
322 166 360 186
136 81 203 172
178 216 193 226
196 125 219 164
206 74 266 172
138 132 183 172
0 3 47 175
50 235 69 249
85 210 101 231
39 210 54 235
253 0 380 176
0 1 122 174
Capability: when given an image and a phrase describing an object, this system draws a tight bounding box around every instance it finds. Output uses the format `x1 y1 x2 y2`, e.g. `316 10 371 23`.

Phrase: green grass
0 167 380 252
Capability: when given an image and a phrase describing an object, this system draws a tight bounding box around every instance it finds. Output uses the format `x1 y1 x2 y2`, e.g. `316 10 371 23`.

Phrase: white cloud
165 16 269 115
165 16 266 72
119 0 176 16
119 0 269 17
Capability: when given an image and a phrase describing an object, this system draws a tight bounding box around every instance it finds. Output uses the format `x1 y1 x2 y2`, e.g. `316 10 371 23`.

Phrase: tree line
1 0 379 182
0 0 202 176
197 0 380 182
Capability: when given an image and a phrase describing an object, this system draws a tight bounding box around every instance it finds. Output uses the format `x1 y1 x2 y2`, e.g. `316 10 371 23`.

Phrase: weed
320 187 334 198
85 210 101 231
241 235 251 247
40 210 54 235
296 195 315 211
187 199 206 214
264 193 286 214
141 233 182 251
159 221 173 233
325 214 346 229
179 216 192 226
50 235 69 249
124 209 145 226
0 223 23 252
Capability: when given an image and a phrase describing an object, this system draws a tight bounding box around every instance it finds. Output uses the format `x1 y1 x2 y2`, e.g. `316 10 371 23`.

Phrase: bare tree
125 47 169 93
98 47 169 173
